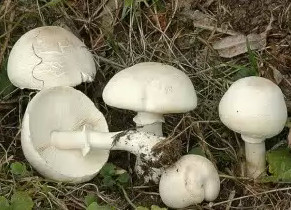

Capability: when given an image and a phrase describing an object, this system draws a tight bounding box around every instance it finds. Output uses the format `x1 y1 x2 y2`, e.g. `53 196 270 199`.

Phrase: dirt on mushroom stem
111 129 183 179
151 138 183 167
136 138 183 184
111 129 133 148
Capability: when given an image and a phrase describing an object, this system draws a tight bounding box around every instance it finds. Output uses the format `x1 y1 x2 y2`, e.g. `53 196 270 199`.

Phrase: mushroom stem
51 126 164 159
133 112 165 182
133 112 164 136
242 135 266 179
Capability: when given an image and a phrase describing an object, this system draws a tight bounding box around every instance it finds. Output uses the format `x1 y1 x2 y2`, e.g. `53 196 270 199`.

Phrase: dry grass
1 0 291 209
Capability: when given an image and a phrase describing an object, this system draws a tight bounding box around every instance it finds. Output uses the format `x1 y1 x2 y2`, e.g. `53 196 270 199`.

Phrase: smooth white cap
102 62 197 114
8 26 96 90
21 86 109 183
159 155 220 208
219 76 287 143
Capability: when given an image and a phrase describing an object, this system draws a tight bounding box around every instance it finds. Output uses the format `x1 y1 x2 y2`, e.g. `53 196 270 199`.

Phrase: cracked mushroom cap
159 155 220 208
219 76 287 143
103 62 197 114
8 26 96 90
21 86 109 183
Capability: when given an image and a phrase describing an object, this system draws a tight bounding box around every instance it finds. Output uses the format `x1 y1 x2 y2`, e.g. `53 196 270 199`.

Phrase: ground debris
98 0 122 34
181 10 239 35
212 14 273 58
212 33 266 58
271 66 284 85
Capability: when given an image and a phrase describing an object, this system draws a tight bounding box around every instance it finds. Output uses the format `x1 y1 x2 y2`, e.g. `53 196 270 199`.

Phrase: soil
218 0 290 34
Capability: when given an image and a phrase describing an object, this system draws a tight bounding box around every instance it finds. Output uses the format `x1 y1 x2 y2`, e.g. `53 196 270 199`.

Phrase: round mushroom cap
21 86 109 183
219 76 287 143
102 62 197 114
159 155 220 209
8 26 96 90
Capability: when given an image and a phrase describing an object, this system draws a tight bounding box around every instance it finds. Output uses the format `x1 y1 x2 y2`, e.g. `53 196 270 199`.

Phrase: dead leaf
177 0 194 10
269 65 284 85
181 10 239 35
212 33 266 58
149 12 167 31
98 0 122 34
212 13 273 58
203 0 215 7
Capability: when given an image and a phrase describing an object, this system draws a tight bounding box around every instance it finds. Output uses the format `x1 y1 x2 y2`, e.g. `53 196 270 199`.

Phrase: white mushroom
22 86 108 182
102 62 197 136
8 26 96 90
22 86 164 183
102 62 197 181
159 155 220 209
219 76 287 178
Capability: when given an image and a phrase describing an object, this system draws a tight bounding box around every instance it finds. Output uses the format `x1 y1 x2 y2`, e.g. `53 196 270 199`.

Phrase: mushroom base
135 139 183 183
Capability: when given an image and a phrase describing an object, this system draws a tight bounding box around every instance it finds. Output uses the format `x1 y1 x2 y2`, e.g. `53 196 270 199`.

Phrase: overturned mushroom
219 76 287 178
22 86 165 183
8 26 96 90
159 155 220 209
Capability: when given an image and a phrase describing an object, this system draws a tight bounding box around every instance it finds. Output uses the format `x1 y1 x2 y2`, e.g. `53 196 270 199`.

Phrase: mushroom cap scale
21 86 109 183
159 154 220 209
219 76 287 143
102 62 197 114
8 26 96 90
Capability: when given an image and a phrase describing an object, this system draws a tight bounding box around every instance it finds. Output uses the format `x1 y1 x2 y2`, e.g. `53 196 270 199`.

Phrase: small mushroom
219 76 287 178
22 86 164 183
8 26 96 90
102 62 197 136
159 155 220 209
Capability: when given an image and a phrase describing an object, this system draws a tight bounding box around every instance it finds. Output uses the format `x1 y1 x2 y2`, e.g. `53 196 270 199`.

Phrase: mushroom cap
102 62 197 114
8 26 96 90
21 86 109 183
219 76 287 143
159 154 220 209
